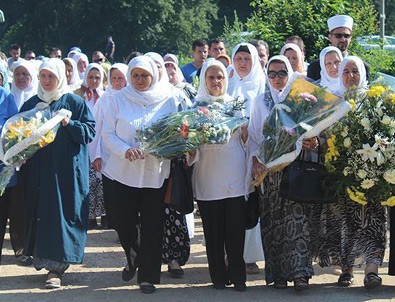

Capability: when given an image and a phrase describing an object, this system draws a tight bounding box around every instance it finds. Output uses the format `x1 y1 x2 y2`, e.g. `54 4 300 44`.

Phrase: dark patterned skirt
88 167 105 219
310 195 386 270
162 206 190 266
260 172 314 284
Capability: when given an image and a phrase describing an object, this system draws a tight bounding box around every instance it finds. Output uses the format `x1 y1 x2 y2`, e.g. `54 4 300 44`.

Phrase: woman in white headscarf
19 58 95 289
188 59 249 292
249 55 318 290
102 55 184 294
318 46 343 94
72 52 89 80
63 57 82 91
336 55 368 97
280 43 305 75
11 59 39 110
165 60 197 102
228 43 266 275
89 63 128 229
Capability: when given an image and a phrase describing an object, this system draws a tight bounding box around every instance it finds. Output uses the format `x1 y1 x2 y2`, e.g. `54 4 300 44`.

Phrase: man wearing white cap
307 14 369 81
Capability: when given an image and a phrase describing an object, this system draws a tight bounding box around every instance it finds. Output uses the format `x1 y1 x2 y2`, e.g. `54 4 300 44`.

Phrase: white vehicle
356 35 395 53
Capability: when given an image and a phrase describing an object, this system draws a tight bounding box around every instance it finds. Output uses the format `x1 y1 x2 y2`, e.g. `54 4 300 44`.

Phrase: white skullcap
327 15 353 32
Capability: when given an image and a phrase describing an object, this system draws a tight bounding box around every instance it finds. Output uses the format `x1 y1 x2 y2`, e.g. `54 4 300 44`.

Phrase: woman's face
268 62 288 91
87 68 101 90
65 64 73 84
77 59 87 73
205 65 226 97
131 67 153 91
324 52 341 78
284 49 301 72
166 65 179 86
14 66 32 90
234 51 252 78
155 62 164 80
39 69 58 92
110 68 127 90
342 61 360 88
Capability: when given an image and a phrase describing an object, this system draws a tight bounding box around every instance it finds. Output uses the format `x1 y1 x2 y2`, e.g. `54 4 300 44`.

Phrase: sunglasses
25 57 35 60
333 33 351 39
94 57 104 63
267 70 288 79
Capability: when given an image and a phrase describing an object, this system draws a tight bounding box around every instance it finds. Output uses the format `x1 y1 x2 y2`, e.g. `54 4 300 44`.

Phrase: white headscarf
280 43 304 73
266 55 294 103
164 61 186 86
106 63 128 94
11 59 39 109
63 57 82 90
163 53 179 66
72 52 89 80
337 55 368 96
195 59 231 103
37 58 71 103
319 46 343 94
144 52 170 84
228 43 266 117
82 63 105 93
121 55 172 106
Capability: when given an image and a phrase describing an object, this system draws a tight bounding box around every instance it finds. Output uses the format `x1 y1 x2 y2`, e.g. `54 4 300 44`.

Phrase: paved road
1 217 395 302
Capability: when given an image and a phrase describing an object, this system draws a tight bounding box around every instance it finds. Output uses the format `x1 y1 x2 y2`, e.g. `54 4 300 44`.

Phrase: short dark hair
192 39 208 51
285 35 305 53
10 44 21 51
249 39 269 52
209 37 224 49
125 51 142 64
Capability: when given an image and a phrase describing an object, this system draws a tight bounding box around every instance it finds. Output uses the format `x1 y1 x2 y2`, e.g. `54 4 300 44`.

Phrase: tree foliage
0 0 218 60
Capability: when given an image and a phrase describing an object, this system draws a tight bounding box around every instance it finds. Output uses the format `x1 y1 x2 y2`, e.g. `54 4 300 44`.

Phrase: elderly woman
63 57 81 91
101 55 184 294
165 60 196 102
11 59 39 110
317 46 343 94
188 59 248 291
19 58 95 289
89 63 128 229
249 55 318 290
280 43 305 75
228 42 265 275
72 52 89 80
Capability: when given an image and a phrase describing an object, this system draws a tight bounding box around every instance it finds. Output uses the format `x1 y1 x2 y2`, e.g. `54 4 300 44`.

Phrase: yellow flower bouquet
325 82 395 206
0 103 71 195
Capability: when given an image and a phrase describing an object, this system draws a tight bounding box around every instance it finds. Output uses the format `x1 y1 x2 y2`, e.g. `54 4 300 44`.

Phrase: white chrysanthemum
361 179 375 189
343 137 351 148
381 115 392 125
357 169 368 179
360 118 371 130
384 169 395 184
341 126 348 137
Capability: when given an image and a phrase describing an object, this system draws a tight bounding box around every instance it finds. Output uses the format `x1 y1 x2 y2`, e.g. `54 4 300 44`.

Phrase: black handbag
279 150 336 204
164 156 194 215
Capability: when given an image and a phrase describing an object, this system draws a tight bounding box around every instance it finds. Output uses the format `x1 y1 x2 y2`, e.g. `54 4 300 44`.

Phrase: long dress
20 93 95 269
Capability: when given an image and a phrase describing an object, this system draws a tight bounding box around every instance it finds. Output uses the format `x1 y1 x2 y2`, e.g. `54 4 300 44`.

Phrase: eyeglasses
93 57 104 63
25 57 35 60
333 33 351 39
267 70 288 79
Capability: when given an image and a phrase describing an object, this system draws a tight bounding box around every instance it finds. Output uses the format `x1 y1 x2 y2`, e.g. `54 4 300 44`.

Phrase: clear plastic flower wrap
253 74 352 186
137 99 247 160
0 103 72 195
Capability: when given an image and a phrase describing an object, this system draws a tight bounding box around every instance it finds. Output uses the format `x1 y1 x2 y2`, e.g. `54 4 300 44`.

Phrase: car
356 35 395 53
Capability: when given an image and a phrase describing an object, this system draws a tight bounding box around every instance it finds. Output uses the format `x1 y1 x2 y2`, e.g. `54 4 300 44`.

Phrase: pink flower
300 92 317 103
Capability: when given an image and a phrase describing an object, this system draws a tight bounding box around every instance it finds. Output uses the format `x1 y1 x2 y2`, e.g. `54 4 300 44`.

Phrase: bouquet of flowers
253 74 351 186
0 103 71 195
324 83 395 206
137 98 247 159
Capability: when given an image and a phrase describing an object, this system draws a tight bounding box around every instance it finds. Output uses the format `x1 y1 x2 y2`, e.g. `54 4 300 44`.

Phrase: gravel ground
1 216 395 302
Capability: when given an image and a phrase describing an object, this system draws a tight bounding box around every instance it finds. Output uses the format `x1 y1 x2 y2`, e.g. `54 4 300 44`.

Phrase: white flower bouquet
0 103 71 195
325 83 395 206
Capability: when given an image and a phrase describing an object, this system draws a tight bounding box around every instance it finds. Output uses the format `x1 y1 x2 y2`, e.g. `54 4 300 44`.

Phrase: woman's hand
125 148 145 161
302 137 319 150
92 158 102 172
61 116 70 126
252 156 267 179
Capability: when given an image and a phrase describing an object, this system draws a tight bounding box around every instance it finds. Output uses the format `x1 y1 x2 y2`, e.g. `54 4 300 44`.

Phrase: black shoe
17 255 33 266
234 283 247 292
364 272 382 290
88 219 98 230
122 265 137 282
169 267 184 279
213 283 226 290
100 216 108 229
139 282 156 294
294 276 309 291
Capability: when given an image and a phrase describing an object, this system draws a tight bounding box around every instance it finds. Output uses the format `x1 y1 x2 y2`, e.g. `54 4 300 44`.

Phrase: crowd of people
0 13 394 295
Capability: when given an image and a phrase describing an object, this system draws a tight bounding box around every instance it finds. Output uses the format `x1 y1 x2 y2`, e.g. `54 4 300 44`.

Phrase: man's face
50 50 62 59
10 49 21 61
328 27 352 53
192 45 208 64
209 42 226 58
256 45 269 69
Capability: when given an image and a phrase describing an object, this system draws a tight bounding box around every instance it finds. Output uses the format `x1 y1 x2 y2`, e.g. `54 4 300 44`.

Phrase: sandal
337 273 354 287
294 276 309 291
364 272 382 290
